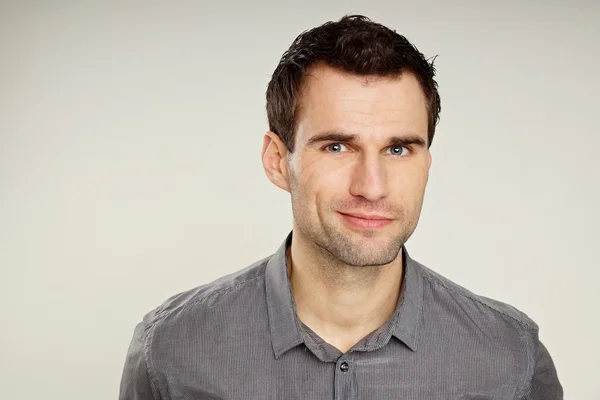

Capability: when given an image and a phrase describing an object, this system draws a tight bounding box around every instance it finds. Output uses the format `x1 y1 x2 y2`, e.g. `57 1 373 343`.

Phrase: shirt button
340 361 349 372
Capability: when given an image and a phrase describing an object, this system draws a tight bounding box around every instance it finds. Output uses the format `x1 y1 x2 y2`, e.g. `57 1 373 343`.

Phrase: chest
160 343 526 400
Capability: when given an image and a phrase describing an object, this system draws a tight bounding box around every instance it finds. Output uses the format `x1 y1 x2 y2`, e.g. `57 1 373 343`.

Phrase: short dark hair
266 15 441 152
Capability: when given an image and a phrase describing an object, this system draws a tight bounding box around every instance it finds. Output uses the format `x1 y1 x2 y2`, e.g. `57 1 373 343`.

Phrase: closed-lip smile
339 212 393 220
338 212 395 230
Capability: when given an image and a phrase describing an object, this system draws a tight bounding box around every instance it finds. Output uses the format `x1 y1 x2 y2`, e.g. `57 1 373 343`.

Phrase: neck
287 230 404 353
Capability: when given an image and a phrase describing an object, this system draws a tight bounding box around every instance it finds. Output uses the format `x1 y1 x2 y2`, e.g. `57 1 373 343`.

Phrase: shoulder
125 255 272 397
414 258 539 335
141 254 272 339
409 258 555 397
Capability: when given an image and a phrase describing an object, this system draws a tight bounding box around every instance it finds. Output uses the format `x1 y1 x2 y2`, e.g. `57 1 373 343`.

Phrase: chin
328 236 403 267
337 252 399 268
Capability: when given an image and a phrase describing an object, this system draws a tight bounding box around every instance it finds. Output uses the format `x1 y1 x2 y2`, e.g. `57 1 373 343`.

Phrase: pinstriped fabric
119 232 562 399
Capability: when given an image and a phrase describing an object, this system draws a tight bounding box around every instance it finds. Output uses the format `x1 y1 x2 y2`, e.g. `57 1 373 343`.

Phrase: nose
349 154 389 201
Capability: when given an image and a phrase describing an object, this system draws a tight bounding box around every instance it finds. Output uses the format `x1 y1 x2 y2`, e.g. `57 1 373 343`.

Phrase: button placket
334 358 356 400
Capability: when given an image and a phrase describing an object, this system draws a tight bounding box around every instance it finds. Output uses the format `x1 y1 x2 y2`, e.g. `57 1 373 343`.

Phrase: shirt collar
265 232 303 359
265 231 424 359
390 245 424 352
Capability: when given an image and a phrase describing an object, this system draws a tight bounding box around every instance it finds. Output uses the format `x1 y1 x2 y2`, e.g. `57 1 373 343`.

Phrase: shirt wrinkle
119 231 563 400
419 265 538 332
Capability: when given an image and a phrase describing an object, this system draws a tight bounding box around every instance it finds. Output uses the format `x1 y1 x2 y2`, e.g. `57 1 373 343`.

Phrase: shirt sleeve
524 337 563 399
119 319 158 400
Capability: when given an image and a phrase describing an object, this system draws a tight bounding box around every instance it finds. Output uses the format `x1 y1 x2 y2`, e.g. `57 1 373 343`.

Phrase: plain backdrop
1 1 598 399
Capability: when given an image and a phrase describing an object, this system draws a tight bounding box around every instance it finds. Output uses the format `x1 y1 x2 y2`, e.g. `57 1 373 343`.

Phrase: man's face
287 64 431 267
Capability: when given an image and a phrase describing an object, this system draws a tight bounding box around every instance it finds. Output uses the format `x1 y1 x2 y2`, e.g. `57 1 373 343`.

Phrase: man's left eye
387 146 408 156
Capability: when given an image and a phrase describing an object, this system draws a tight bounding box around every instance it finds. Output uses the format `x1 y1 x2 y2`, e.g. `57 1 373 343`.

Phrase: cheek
388 164 430 202
294 161 351 210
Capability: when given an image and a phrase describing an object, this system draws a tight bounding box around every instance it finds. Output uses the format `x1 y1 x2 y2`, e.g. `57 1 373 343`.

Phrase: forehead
296 64 428 145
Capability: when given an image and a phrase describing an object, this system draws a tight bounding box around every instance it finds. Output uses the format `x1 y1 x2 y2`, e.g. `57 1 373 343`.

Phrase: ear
261 131 291 193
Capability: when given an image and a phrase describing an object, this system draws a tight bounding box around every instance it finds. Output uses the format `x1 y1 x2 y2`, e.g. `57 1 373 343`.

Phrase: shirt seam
155 270 266 322
419 268 536 398
418 269 535 330
514 327 537 398
144 267 267 399
144 318 165 400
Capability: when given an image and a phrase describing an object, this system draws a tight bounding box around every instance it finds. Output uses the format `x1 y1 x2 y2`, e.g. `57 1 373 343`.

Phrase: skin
261 63 432 352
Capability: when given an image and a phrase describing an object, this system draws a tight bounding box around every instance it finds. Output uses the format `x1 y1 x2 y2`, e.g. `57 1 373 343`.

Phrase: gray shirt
119 232 562 399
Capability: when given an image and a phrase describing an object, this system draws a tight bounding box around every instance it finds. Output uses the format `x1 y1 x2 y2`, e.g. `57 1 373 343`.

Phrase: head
262 15 440 267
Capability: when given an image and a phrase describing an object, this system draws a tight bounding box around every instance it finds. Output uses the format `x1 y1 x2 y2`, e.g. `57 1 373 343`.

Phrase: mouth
338 212 394 230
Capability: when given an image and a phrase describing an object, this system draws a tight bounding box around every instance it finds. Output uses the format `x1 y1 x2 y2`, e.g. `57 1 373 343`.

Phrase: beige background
1 1 598 399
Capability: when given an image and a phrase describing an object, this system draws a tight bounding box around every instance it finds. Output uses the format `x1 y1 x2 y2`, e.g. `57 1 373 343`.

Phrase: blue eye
387 146 408 156
325 143 348 153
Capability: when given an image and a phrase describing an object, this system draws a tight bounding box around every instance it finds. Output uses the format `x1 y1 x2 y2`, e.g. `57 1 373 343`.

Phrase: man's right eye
324 143 348 153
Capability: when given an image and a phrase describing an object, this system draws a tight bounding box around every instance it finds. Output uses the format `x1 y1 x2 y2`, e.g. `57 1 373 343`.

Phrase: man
120 15 562 399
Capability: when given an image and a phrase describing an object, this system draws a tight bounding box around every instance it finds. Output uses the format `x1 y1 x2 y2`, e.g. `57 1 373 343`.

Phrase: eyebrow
306 131 428 149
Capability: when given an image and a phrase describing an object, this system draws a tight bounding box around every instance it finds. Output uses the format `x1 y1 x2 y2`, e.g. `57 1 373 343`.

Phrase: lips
340 212 392 220
338 212 394 229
